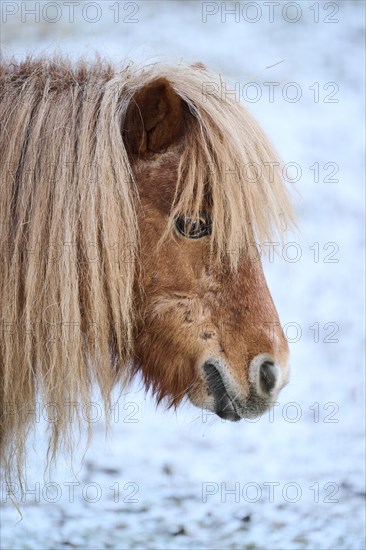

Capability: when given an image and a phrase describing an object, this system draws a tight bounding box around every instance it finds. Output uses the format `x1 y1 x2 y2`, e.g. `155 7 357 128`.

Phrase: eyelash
174 212 212 239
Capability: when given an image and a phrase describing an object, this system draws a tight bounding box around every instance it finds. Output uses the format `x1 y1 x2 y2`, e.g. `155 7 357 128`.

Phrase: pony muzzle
202 355 287 421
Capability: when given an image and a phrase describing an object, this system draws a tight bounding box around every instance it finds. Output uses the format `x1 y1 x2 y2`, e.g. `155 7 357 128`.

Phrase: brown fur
0 57 294 483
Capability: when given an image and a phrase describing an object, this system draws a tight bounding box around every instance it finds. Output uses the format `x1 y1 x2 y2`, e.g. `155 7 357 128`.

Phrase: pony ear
123 77 185 156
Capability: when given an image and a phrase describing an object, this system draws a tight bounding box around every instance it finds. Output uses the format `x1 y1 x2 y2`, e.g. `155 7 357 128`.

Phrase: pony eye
175 212 212 239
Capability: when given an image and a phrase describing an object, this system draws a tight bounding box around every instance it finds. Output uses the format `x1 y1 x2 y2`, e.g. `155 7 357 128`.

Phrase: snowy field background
1 1 365 549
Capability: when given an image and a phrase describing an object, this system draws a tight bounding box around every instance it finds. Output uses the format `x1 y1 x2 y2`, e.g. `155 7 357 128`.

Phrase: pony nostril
259 361 277 394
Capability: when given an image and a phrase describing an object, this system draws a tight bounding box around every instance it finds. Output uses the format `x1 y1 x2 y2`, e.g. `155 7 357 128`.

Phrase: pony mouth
203 362 241 422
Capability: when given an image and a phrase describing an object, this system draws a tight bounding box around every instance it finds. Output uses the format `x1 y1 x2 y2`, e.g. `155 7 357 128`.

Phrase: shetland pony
0 58 294 482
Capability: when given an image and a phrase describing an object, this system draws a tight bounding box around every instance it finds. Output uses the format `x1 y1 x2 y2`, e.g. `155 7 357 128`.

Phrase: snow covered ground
1 1 365 549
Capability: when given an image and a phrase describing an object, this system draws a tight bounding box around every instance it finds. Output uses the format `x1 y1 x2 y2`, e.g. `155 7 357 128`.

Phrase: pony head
123 71 292 421
0 59 294 479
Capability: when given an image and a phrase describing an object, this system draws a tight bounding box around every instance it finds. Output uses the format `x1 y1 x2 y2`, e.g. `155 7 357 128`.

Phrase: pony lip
203 362 241 422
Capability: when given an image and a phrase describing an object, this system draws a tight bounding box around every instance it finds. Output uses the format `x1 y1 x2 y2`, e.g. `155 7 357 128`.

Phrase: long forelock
154 63 295 269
